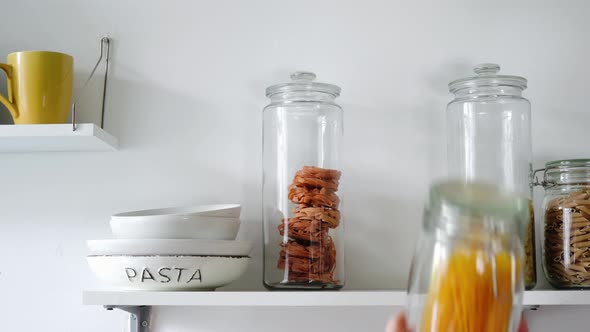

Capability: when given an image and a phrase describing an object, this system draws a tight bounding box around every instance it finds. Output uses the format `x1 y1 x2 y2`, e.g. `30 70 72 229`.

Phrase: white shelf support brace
71 36 111 132
104 305 151 332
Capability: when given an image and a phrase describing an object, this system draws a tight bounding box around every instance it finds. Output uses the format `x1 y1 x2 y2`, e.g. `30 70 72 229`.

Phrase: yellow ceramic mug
0 51 73 124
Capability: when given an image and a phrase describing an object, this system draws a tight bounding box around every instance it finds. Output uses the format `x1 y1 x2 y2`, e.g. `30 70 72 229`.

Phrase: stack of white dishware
86 204 252 291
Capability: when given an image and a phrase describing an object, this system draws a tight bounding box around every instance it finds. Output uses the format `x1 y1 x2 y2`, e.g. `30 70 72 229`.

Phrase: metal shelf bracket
104 305 151 332
71 36 111 131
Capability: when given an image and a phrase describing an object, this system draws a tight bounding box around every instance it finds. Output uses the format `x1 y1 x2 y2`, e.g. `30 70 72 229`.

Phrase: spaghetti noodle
420 249 521 332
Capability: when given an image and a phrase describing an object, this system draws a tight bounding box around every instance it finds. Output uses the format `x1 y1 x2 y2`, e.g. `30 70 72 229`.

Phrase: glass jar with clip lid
534 159 590 288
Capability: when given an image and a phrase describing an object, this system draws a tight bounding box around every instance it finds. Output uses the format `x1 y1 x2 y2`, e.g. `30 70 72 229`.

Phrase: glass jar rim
541 159 590 187
265 71 341 97
448 63 527 94
545 159 590 169
428 180 527 221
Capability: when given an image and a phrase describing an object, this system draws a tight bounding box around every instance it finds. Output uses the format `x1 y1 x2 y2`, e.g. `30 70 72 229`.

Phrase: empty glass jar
407 181 525 332
446 63 536 289
262 72 344 289
535 159 590 288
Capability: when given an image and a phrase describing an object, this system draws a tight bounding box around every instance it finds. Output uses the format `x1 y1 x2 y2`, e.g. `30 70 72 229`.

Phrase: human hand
385 314 409 332
385 313 529 332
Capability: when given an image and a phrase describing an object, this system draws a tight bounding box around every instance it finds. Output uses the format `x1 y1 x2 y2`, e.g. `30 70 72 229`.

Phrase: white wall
0 0 589 330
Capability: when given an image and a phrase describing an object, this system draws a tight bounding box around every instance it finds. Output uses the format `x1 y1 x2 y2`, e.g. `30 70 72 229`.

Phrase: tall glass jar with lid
446 63 536 289
407 181 525 332
535 159 590 288
263 72 344 289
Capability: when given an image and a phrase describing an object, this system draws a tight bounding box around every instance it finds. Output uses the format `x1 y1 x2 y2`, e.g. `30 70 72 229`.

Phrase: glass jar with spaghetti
535 159 590 288
407 181 525 332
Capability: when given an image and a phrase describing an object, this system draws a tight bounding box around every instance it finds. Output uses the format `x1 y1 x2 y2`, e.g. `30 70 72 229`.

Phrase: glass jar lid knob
448 63 527 93
265 71 340 97
290 71 316 82
473 63 501 76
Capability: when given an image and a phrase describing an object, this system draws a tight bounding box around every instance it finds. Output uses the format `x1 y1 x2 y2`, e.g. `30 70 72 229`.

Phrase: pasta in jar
543 190 590 287
421 248 522 332
535 159 590 289
407 181 525 332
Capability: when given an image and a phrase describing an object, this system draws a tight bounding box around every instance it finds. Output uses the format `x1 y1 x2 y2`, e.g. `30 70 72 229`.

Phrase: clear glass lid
265 71 341 97
448 63 527 94
542 159 590 186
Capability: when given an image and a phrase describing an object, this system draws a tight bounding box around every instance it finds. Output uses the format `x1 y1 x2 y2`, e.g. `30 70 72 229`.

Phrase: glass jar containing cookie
262 72 344 289
535 159 590 288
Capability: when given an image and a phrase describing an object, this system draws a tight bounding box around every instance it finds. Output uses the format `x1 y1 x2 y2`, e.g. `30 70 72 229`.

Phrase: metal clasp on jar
532 168 555 188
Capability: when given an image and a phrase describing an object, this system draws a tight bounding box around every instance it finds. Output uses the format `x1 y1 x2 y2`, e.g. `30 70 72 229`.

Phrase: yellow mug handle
0 63 19 120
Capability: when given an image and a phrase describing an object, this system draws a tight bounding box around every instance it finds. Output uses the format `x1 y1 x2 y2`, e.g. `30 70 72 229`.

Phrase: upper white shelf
83 290 590 307
0 123 118 152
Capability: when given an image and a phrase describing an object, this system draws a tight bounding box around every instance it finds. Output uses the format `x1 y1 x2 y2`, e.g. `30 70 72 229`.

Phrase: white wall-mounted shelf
84 290 403 307
83 290 590 307
0 123 118 152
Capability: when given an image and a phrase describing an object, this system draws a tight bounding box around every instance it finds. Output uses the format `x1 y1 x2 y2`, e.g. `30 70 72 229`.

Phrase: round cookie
288 185 340 208
293 174 339 190
293 205 340 228
278 254 325 274
296 166 341 181
279 239 326 259
278 237 336 277
278 218 328 243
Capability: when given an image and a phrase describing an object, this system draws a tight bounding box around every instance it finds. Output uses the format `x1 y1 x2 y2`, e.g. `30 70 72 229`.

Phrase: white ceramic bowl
114 204 241 218
87 239 253 256
87 255 250 290
110 205 241 240
110 215 241 240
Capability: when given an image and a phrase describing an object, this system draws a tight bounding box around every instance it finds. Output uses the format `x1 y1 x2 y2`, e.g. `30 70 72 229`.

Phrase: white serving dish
110 215 240 240
87 255 250 290
110 205 241 240
113 204 241 218
87 239 253 256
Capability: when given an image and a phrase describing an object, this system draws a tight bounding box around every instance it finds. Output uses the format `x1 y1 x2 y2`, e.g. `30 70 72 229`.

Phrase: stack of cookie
277 166 342 283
